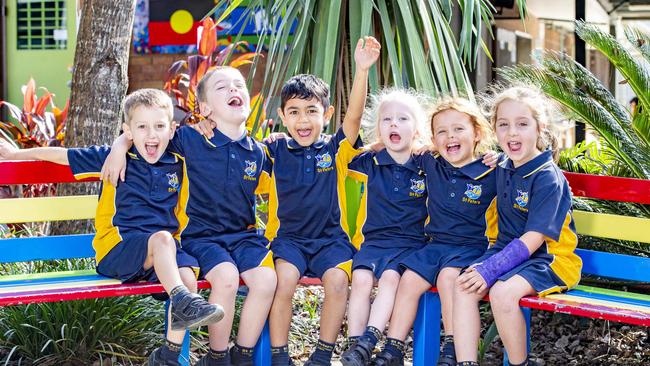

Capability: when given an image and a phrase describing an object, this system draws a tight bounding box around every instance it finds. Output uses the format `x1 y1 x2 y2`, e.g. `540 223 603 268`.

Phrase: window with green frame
16 0 67 50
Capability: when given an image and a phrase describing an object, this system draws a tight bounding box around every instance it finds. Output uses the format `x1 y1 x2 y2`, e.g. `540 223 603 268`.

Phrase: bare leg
366 270 400 332
347 269 375 337
452 277 487 362
436 267 461 335
489 275 536 364
143 231 184 294
237 266 277 347
385 270 431 341
204 262 240 351
319 267 350 343
269 259 300 347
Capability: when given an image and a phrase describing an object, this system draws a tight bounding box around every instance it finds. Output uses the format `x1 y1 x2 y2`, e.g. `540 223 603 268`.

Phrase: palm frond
576 20 650 110
624 26 650 66
632 110 650 148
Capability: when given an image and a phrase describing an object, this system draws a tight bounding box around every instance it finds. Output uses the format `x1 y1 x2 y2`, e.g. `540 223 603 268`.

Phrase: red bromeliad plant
0 78 69 199
164 16 261 128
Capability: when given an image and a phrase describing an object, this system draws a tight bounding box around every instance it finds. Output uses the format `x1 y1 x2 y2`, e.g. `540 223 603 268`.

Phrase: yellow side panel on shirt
93 183 123 263
348 169 368 250
335 139 363 239
484 198 499 246
546 213 582 289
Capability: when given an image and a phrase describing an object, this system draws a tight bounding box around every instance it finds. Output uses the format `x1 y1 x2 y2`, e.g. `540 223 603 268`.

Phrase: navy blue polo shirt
419 153 498 247
67 146 187 263
169 126 270 239
262 128 362 243
496 150 581 287
347 149 427 249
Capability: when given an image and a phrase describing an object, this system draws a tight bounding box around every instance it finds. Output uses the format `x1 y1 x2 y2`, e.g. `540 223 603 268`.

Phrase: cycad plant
244 0 527 133
500 20 650 180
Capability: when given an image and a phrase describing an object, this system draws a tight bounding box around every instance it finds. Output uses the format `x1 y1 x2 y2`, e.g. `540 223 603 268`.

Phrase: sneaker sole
171 304 225 331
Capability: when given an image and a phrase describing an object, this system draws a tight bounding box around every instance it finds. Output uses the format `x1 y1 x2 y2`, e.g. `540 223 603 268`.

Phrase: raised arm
0 139 69 165
100 133 132 186
342 36 381 144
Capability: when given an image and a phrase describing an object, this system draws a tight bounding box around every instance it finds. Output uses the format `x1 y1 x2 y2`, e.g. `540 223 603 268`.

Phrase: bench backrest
565 172 650 283
1 162 649 283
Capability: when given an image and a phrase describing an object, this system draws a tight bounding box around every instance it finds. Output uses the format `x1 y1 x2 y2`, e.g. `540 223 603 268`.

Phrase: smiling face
377 100 418 155
432 109 480 167
277 97 334 146
494 98 542 167
198 68 251 128
123 105 176 164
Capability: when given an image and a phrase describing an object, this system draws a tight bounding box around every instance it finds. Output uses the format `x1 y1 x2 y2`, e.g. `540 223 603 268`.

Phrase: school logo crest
166 173 179 190
465 184 482 200
410 179 426 195
516 190 529 207
316 153 332 168
244 160 257 177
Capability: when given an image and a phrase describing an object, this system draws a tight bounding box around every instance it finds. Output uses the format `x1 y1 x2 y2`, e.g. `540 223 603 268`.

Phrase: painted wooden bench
412 172 650 365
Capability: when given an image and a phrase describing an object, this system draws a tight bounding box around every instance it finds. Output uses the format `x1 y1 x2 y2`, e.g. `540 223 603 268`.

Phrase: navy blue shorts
96 231 199 283
183 231 273 278
472 248 566 295
400 242 486 286
271 237 356 279
353 240 426 278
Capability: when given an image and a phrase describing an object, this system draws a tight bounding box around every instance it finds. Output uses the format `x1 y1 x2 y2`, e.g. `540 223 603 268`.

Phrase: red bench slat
564 171 650 204
0 161 98 184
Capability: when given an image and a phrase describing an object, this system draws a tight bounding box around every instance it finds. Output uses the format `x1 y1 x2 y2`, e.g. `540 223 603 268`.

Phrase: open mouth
508 141 522 152
297 128 312 138
389 132 401 143
227 96 243 107
446 143 460 154
145 142 159 156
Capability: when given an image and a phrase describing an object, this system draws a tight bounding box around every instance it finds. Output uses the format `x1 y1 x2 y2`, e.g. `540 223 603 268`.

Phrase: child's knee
149 231 176 251
378 270 400 289
489 283 519 314
248 267 277 297
351 271 374 291
324 270 349 296
437 267 460 288
205 264 240 295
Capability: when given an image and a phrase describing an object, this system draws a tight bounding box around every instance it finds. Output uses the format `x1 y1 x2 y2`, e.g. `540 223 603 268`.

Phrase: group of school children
0 36 582 366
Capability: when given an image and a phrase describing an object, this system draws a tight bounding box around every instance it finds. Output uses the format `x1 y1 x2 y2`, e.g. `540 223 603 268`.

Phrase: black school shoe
147 346 180 366
437 337 456 365
369 350 404 366
340 338 374 366
170 291 224 330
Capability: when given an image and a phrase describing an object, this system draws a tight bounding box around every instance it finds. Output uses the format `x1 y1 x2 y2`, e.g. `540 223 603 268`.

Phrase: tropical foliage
243 0 527 133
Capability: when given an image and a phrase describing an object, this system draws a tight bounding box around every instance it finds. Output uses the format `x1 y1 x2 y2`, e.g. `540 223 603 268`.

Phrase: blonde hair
196 66 242 103
430 97 495 156
123 88 174 125
485 86 560 161
362 87 431 147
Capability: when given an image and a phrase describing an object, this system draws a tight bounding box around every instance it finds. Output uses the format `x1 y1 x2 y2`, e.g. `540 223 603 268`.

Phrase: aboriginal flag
148 0 216 46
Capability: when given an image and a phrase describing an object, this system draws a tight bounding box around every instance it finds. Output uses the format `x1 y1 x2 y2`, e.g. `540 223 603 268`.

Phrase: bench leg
413 291 441 366
502 306 531 366
164 299 191 366
253 320 271 366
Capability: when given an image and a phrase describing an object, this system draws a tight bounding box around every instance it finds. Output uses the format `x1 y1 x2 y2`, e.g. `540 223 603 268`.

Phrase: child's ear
323 105 335 122
199 102 211 119
169 121 177 138
122 123 133 140
276 107 288 127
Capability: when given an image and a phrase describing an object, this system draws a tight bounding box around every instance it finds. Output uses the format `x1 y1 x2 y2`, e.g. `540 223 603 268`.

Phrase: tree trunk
53 1 136 235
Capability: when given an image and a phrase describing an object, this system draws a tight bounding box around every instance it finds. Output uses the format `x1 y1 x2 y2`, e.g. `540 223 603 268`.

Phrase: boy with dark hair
0 88 224 366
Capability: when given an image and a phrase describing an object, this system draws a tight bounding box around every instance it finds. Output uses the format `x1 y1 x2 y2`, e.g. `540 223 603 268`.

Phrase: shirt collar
126 146 178 164
287 134 328 150
499 150 554 178
205 128 254 151
438 155 495 180
373 149 421 173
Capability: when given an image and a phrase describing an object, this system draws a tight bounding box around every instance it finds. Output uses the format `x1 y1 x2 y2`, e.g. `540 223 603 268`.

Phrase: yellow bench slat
574 210 650 244
0 195 98 223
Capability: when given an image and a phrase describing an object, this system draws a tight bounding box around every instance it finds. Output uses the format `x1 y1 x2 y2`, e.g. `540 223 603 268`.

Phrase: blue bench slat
0 274 107 288
0 234 95 262
576 248 650 283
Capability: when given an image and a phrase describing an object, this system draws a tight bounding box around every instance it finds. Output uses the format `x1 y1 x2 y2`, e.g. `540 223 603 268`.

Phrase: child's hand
355 36 381 72
0 139 17 160
263 132 288 144
482 150 499 168
366 141 385 152
100 150 127 187
457 267 488 294
191 118 217 138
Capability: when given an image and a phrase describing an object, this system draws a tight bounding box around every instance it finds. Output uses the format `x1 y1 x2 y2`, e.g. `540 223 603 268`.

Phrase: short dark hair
280 74 330 110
